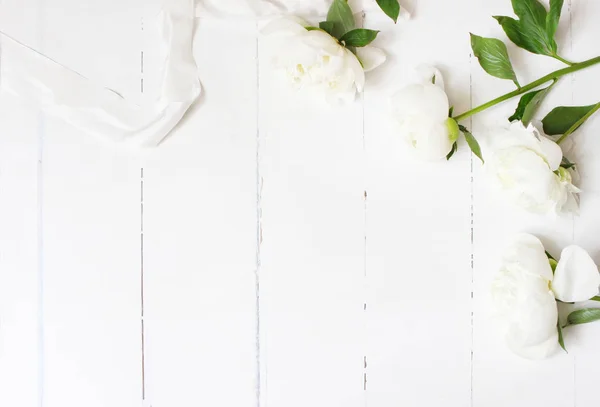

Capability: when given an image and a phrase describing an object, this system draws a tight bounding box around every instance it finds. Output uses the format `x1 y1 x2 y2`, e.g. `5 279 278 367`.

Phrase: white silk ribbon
0 0 200 147
196 0 411 19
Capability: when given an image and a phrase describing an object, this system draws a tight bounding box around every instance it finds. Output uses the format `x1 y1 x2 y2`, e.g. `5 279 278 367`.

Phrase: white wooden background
1 0 600 406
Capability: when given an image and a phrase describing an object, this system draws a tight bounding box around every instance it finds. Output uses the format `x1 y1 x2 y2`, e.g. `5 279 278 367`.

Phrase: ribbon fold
0 0 200 147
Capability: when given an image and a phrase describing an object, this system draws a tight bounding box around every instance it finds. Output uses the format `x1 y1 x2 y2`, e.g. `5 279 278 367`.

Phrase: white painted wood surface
1 1 600 406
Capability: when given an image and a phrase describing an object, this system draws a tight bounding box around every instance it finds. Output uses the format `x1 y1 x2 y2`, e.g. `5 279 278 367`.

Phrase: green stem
556 102 600 144
552 53 575 66
454 56 600 122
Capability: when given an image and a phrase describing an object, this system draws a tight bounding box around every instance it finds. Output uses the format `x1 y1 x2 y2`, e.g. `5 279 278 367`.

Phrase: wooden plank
141 17 258 407
257 25 366 407
41 132 143 407
363 1 472 404
0 98 40 407
471 1 575 406
38 2 143 406
1 3 51 406
569 1 600 405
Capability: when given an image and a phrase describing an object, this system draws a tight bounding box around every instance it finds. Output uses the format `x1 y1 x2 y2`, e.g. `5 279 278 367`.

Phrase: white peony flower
390 66 458 160
484 121 580 215
492 234 600 359
262 17 386 104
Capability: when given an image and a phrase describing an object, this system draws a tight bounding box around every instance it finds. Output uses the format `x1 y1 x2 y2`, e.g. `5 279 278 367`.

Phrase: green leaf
493 16 526 50
327 0 356 39
522 85 554 124
318 21 335 36
542 105 597 135
459 125 484 163
340 29 380 47
567 308 600 325
376 0 400 23
446 142 458 161
557 322 567 353
561 156 576 170
546 0 564 40
470 34 519 87
509 92 539 123
512 0 547 27
494 15 554 56
508 84 553 124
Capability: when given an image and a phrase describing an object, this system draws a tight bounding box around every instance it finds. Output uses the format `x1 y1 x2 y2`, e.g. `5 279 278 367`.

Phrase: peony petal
261 17 309 36
414 64 445 90
487 146 562 214
409 119 453 160
343 48 366 92
486 122 527 151
493 122 560 164
356 46 386 72
550 168 581 215
483 123 572 215
552 245 600 302
557 182 580 215
506 326 559 360
493 122 542 152
390 83 449 121
302 30 343 56
503 234 554 282
398 6 411 20
494 233 561 359
503 276 559 359
526 122 562 171
537 134 563 171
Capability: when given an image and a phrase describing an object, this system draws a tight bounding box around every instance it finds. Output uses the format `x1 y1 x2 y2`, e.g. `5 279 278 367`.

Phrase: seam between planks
140 14 148 406
36 96 45 407
255 21 263 407
36 0 45 405
469 48 474 407
140 166 147 404
567 2 576 406
360 11 368 402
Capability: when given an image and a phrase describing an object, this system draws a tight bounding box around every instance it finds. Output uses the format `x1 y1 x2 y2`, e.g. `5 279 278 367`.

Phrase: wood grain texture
0 96 40 407
1 1 600 406
258 21 366 407
141 16 258 407
570 1 600 405
39 2 143 406
0 4 43 406
364 1 472 404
